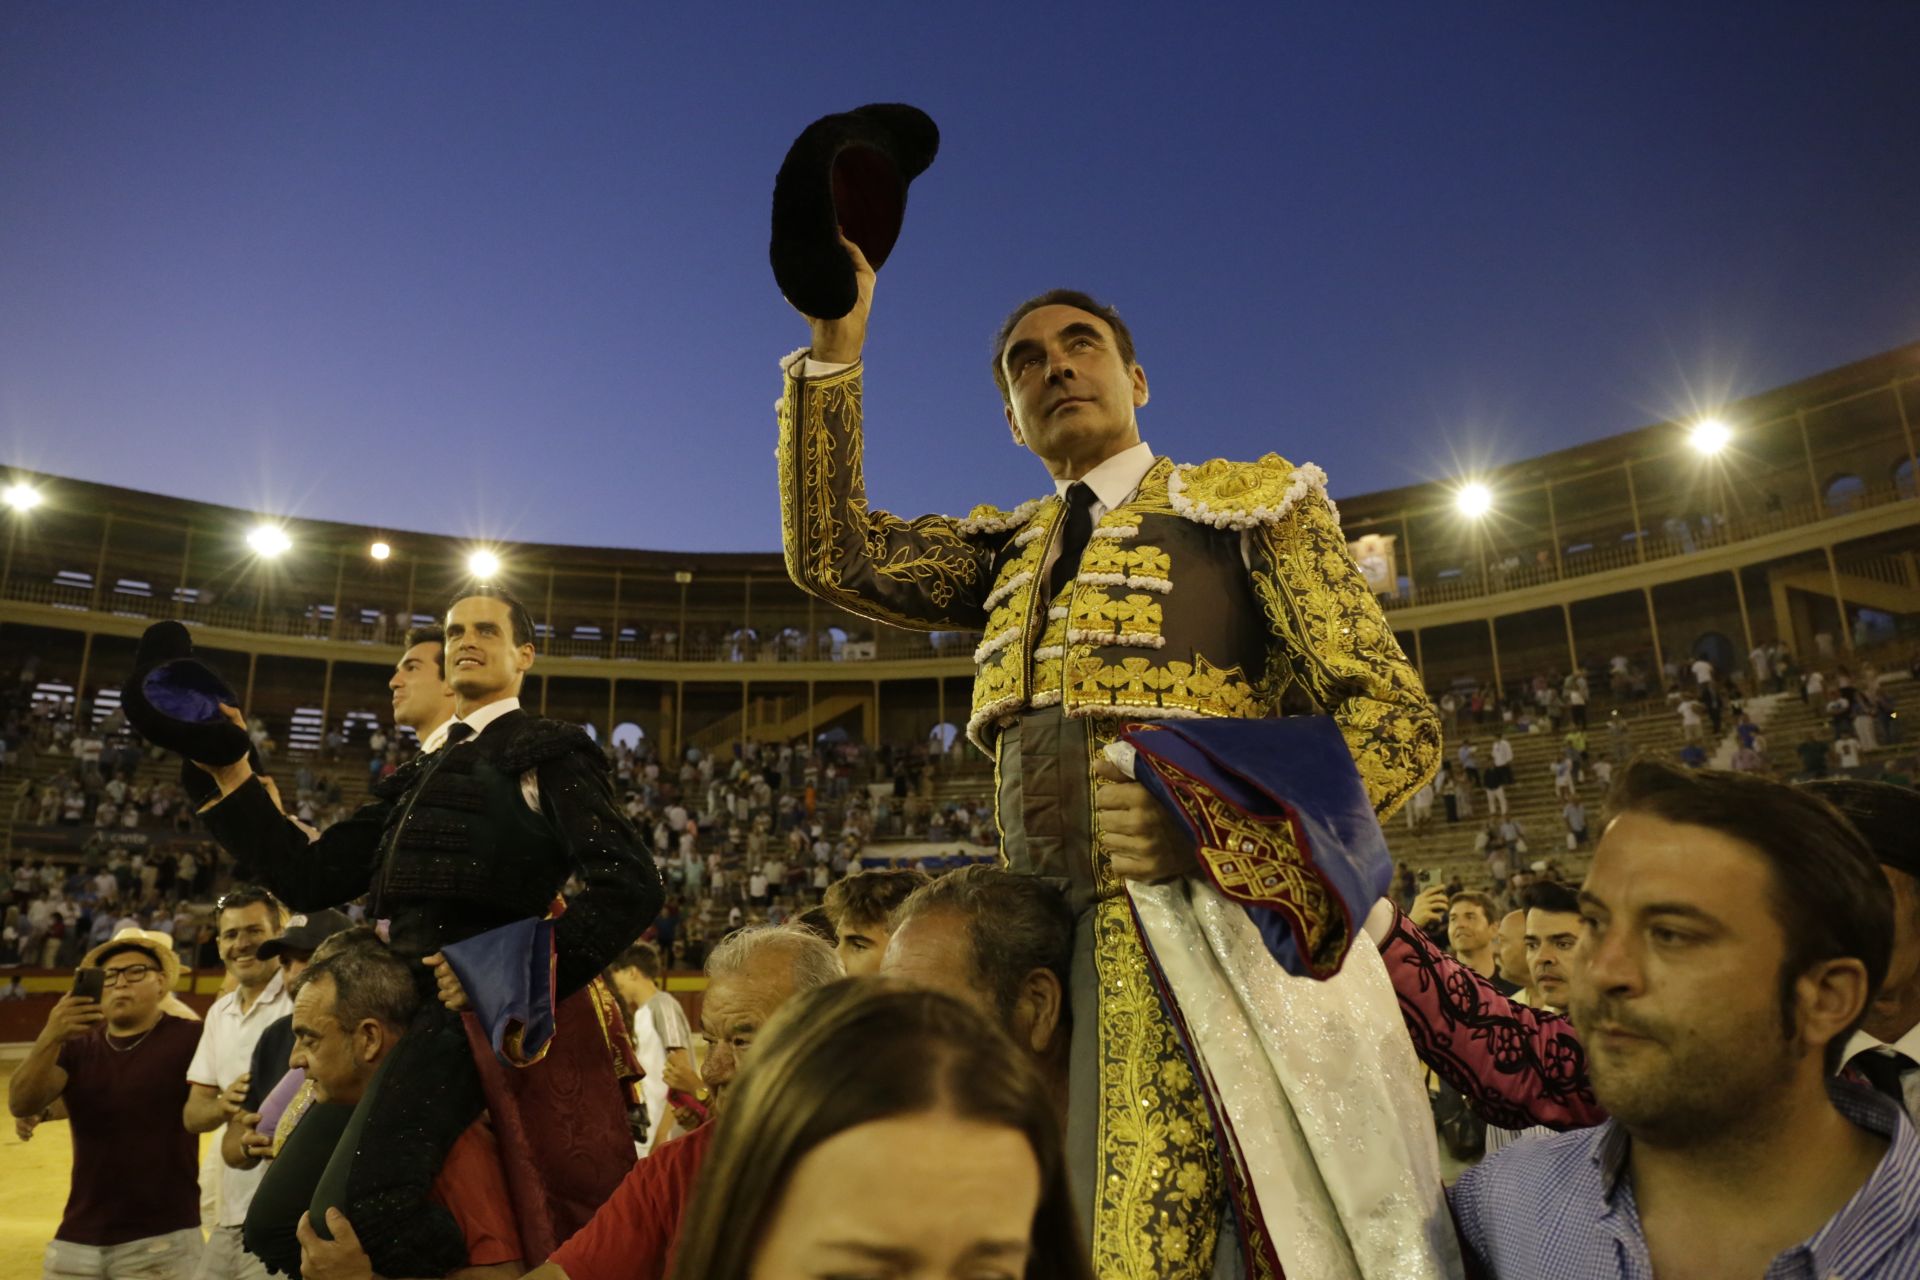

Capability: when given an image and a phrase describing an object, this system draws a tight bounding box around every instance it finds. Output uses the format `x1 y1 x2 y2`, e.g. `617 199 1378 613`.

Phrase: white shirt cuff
1363 898 1397 947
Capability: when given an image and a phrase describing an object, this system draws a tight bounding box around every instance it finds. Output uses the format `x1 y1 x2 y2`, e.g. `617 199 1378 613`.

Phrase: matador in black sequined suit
197 589 661 1276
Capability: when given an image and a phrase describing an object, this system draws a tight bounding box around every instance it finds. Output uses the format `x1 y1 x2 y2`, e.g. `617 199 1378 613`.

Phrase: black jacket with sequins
203 709 660 997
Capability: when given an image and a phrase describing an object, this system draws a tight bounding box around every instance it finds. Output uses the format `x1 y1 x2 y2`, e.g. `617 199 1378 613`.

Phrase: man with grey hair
247 934 525 1280
531 925 843 1280
881 866 1072 1116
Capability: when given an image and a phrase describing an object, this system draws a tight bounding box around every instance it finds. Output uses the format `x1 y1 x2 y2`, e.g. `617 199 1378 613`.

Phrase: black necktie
445 721 474 747
1849 1048 1913 1105
1048 483 1097 600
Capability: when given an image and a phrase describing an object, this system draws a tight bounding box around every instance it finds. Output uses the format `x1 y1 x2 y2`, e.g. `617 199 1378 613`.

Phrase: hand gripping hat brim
120 620 252 766
770 103 939 321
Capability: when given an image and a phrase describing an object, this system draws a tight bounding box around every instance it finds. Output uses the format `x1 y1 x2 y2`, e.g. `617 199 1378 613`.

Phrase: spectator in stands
608 941 696 1155
820 867 929 978
9 929 206 1276
286 941 523 1280
1677 694 1705 742
1836 733 1863 770
1405 776 1435 830
880 866 1073 1113
1485 729 1514 816
534 926 844 1280
1458 740 1481 788
1677 741 1707 769
1563 798 1589 848
665 983 1091 1280
391 624 458 752
1448 760 1917 1277
185 885 291 1280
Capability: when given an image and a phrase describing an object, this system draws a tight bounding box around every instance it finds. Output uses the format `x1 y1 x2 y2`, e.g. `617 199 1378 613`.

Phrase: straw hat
81 927 184 991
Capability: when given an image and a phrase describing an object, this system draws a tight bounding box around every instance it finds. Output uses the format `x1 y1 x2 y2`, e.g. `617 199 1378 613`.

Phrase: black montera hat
120 620 252 766
770 103 939 321
258 908 356 961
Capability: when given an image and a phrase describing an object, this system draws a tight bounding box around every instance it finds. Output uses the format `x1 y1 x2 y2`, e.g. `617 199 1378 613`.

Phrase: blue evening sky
3 4 1917 552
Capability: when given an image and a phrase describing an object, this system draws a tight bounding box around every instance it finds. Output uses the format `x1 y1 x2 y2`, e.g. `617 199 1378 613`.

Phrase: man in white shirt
607 942 694 1155
184 886 291 1280
1486 732 1515 816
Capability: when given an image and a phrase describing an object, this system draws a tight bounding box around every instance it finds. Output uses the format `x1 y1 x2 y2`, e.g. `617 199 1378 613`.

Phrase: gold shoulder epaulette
1166 454 1336 530
955 495 1048 537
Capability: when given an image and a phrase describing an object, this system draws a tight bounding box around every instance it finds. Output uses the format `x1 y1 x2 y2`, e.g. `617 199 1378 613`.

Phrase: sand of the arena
0 1061 219 1278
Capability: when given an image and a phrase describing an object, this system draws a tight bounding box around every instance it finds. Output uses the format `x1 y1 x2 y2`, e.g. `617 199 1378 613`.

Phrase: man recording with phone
8 928 206 1276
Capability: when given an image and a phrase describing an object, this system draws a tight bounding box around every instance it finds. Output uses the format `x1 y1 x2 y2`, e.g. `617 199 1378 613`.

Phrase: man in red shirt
277 938 524 1279
529 925 843 1280
7 928 206 1276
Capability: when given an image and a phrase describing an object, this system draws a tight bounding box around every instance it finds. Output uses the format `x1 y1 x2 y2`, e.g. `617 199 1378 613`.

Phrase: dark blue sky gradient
4 5 1917 552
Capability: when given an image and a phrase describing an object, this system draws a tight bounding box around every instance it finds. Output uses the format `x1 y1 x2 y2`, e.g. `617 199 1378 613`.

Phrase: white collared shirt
418 716 454 755
186 968 292 1225
448 696 542 811
1843 1021 1920 1123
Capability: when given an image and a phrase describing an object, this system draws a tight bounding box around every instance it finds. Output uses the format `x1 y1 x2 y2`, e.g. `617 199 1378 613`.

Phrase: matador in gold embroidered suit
777 286 1459 1279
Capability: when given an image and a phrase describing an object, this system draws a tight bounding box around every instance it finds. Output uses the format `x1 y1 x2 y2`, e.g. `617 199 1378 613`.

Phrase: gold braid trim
1088 724 1223 1279
776 362 994 632
1089 897 1224 1279
1247 488 1441 816
1144 752 1349 976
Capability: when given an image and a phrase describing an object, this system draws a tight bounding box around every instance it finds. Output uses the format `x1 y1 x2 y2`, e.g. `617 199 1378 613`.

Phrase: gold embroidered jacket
776 356 1441 816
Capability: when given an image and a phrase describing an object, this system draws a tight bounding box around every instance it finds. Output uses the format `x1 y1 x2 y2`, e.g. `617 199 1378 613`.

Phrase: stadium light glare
1454 482 1493 519
2 482 41 512
1690 418 1732 456
468 549 501 580
369 541 391 561
246 524 292 557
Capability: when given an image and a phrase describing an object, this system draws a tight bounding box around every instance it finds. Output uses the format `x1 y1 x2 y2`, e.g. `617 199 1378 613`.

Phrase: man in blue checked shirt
1448 759 1920 1279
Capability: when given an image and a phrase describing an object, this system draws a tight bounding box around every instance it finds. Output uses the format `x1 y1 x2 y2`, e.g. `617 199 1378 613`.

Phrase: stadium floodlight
2 482 41 512
468 549 501 580
1454 482 1493 519
246 524 292 557
1690 417 1732 456
369 541 391 561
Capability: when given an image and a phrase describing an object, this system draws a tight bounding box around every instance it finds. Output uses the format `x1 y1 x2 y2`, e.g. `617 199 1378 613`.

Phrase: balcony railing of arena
5 475 1912 661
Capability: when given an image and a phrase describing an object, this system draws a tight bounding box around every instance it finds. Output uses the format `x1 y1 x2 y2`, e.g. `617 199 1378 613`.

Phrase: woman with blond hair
668 982 1090 1280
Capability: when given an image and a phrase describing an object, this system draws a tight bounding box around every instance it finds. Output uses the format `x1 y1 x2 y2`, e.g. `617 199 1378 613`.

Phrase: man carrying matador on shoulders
770 105 1462 1279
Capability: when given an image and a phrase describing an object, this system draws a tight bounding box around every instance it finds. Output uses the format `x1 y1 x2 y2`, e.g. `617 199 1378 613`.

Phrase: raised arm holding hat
772 106 1449 1280
123 596 661 1276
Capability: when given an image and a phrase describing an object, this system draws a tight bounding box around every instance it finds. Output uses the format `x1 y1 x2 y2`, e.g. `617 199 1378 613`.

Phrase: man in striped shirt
1446 761 1920 1278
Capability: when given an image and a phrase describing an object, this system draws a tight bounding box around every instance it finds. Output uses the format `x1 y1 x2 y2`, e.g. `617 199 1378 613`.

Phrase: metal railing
7 479 1913 658
1378 482 1916 611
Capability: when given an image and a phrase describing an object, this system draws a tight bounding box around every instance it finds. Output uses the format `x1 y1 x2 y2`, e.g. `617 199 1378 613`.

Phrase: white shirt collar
1845 1018 1920 1066
418 717 454 754
1052 440 1156 512
456 696 522 740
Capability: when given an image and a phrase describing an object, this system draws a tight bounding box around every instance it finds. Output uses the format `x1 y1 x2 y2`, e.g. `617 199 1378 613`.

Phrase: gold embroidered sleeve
776 361 994 632
1248 491 1441 817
